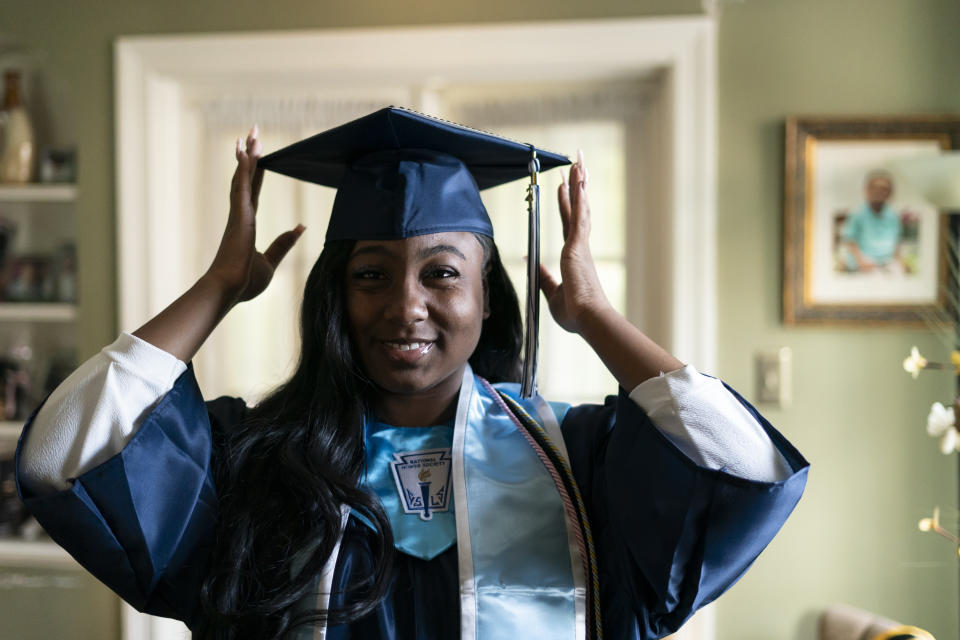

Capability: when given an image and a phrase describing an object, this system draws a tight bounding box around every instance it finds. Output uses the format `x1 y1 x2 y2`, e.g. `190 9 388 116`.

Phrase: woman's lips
380 340 435 364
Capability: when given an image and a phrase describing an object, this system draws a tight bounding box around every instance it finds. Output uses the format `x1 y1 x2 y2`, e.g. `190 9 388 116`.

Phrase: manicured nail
584 167 589 187
251 124 259 140
236 137 243 155
560 168 568 186
577 149 584 167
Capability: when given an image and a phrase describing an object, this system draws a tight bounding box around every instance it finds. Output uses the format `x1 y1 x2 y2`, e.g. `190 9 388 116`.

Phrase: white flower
940 428 959 455
926 402 959 454
927 402 955 437
903 346 928 378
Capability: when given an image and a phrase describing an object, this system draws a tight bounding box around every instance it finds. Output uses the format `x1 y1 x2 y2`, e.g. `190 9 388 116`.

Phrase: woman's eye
426 267 459 279
351 268 385 280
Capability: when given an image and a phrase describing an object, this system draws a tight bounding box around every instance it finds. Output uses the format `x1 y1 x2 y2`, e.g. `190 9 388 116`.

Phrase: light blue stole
307 365 585 640
452 366 585 640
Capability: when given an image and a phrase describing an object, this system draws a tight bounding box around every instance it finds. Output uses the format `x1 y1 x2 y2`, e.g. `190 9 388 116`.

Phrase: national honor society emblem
389 448 452 521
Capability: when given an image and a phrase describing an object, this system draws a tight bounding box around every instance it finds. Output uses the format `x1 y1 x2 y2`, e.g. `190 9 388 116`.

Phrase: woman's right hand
206 126 305 304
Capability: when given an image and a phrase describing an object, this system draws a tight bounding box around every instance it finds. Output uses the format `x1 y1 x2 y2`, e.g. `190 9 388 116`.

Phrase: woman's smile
345 232 489 424
380 339 435 364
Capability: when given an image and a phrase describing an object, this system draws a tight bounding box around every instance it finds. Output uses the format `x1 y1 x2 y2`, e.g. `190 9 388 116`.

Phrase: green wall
1 0 958 638
717 1 960 639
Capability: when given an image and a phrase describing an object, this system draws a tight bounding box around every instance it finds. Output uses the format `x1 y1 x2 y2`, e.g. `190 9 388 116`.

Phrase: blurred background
0 0 958 638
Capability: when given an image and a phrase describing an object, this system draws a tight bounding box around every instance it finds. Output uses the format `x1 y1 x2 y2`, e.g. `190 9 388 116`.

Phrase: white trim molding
115 17 717 640
116 17 717 369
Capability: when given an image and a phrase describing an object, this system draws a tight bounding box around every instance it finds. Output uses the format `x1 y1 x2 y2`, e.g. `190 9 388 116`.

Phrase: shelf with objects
0 185 79 561
0 70 80 561
0 61 102 640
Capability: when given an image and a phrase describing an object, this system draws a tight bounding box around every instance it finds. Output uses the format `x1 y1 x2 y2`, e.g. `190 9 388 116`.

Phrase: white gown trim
451 366 478 640
313 504 352 640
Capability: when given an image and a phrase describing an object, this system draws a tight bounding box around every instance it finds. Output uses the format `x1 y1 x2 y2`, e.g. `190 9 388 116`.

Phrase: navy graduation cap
258 106 570 397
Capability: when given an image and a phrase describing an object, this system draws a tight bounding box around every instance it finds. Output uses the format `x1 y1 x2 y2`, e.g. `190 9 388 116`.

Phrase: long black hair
196 234 522 638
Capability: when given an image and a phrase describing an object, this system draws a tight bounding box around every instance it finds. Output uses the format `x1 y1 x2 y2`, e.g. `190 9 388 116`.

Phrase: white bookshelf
0 184 76 203
0 421 23 440
0 303 78 322
0 539 77 569
0 183 80 575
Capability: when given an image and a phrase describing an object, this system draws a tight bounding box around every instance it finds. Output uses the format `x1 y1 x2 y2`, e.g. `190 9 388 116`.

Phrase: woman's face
345 232 488 406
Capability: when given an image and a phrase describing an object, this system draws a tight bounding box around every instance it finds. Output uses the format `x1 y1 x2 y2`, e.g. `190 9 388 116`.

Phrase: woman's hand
540 150 683 388
539 151 614 334
206 126 305 304
133 128 306 362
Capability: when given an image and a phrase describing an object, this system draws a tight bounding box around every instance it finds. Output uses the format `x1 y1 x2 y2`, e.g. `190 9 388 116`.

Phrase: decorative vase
0 70 35 184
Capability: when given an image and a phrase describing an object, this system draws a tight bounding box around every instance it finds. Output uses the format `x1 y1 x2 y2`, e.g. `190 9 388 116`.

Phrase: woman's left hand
540 151 614 335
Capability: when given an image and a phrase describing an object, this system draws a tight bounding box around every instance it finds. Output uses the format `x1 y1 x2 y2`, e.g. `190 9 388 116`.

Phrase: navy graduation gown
16 367 808 639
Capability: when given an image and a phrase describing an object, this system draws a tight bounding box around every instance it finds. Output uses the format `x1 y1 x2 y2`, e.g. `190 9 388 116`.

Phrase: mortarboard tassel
521 148 541 398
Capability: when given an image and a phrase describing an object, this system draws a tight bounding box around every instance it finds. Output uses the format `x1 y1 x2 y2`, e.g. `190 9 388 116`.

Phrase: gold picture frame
784 116 960 325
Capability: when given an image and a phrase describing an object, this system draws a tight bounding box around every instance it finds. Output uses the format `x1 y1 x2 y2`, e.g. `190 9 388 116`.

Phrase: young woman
17 109 807 640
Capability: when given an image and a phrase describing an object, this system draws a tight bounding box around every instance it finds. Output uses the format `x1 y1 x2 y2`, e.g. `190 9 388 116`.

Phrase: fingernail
236 137 243 155
560 169 568 187
577 149 584 167
584 167 589 187
251 124 259 140
295 224 306 234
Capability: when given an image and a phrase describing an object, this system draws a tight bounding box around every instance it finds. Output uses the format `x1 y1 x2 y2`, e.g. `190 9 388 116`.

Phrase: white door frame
114 16 717 640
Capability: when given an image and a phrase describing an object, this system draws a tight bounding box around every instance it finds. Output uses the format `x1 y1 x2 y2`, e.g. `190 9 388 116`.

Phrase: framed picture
784 116 960 325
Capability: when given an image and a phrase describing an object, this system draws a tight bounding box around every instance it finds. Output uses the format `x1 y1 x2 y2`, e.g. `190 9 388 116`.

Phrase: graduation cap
259 106 570 397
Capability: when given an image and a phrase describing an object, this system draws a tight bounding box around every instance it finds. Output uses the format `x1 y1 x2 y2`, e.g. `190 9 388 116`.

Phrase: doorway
115 16 717 639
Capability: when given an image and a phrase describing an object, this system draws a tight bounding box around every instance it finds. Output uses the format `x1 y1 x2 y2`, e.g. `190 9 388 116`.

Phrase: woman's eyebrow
419 244 467 261
349 245 393 259
349 243 467 261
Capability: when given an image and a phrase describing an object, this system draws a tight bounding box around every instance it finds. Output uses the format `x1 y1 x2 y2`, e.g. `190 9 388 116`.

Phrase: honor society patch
389 448 452 521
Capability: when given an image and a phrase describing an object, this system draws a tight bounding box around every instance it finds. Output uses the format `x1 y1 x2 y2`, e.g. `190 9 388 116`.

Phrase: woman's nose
384 277 428 325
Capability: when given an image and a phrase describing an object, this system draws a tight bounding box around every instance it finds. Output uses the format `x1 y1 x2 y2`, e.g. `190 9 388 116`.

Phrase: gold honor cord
521 148 541 399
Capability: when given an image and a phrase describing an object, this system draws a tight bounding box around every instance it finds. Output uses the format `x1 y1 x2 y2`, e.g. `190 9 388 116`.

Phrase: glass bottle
0 70 35 184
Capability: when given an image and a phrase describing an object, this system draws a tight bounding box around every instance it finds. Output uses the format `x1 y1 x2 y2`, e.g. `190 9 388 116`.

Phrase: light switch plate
755 347 792 407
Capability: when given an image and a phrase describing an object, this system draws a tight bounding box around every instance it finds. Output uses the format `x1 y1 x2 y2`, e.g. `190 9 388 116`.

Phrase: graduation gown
16 365 808 639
